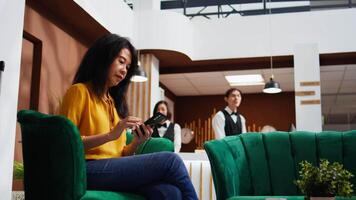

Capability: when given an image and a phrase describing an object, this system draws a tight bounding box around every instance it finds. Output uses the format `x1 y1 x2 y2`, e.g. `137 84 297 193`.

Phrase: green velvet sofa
204 131 356 200
17 110 174 200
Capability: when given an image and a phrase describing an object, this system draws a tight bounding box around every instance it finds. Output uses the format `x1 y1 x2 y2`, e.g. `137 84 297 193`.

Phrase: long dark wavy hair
73 34 138 118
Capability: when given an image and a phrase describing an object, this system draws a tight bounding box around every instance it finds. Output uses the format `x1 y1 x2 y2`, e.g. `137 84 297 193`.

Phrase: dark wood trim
159 82 177 102
23 31 42 111
319 52 356 66
160 55 293 74
157 52 356 74
27 0 109 47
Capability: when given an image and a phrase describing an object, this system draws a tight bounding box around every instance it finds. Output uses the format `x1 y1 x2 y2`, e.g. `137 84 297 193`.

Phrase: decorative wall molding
295 91 316 96
300 81 320 86
301 99 321 105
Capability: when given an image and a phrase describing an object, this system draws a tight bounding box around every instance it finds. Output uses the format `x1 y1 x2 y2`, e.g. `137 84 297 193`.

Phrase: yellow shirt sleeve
60 83 126 159
59 83 87 127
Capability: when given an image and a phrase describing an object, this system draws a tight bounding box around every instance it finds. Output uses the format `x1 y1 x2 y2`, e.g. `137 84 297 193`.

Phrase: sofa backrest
204 131 356 200
17 110 87 200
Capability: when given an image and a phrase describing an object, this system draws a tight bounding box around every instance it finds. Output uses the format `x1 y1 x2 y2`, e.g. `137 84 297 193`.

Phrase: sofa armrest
204 139 242 200
135 137 174 155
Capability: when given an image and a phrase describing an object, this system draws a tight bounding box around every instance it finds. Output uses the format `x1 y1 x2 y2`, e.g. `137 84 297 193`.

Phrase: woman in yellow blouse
60 34 197 200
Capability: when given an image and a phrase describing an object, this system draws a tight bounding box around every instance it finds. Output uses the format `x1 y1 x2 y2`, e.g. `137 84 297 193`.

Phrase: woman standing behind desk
151 101 182 153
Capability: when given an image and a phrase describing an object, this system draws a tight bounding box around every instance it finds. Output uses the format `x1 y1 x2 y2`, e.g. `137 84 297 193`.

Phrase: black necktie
231 112 238 116
157 123 167 128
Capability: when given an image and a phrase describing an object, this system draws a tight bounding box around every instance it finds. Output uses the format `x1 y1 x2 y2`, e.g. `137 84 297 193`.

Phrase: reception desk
179 151 216 200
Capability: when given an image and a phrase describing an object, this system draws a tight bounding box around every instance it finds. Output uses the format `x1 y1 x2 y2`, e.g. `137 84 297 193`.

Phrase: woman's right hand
108 116 142 140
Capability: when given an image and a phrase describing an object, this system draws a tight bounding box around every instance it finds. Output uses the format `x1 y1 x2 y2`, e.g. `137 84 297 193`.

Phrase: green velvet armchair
204 131 356 200
17 110 174 200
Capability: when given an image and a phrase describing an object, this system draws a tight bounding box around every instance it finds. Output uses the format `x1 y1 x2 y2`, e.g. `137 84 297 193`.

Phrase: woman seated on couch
60 33 197 200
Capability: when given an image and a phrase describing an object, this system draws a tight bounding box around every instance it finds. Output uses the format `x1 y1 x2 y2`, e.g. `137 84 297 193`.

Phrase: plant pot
12 179 24 191
310 197 335 200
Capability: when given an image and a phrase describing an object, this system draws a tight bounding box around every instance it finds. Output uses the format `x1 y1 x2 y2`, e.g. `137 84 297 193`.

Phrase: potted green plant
13 161 24 191
295 159 354 200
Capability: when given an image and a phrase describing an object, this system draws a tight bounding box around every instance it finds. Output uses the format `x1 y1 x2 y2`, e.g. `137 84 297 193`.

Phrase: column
293 43 322 131
0 0 26 199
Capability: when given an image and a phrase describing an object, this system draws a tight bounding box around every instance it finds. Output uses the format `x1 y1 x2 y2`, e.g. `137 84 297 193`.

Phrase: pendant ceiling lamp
131 50 148 82
263 0 282 94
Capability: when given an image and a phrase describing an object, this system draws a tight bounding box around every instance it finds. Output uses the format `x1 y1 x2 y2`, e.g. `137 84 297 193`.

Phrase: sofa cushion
224 136 253 196
226 196 356 200
81 190 144 200
317 131 343 163
241 133 271 195
135 137 174 154
263 132 297 195
227 196 305 200
343 130 356 192
204 138 242 200
290 131 318 185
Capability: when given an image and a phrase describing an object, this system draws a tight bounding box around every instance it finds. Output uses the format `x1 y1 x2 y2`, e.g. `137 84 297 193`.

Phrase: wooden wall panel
127 54 153 120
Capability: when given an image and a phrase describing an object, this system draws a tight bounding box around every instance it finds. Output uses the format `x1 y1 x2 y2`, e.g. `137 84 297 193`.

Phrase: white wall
0 0 26 199
192 8 356 60
73 0 356 61
73 0 136 44
135 10 195 56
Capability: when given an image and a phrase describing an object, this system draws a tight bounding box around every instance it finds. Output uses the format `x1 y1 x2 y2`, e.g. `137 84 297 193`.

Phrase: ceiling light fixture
263 0 282 94
225 74 265 86
131 50 148 82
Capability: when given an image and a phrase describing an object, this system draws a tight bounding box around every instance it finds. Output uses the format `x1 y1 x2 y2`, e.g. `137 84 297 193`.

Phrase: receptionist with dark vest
151 100 181 152
212 88 247 139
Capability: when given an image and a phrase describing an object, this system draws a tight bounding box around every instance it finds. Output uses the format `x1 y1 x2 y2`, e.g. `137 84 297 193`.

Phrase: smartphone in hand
134 112 168 136
143 112 167 126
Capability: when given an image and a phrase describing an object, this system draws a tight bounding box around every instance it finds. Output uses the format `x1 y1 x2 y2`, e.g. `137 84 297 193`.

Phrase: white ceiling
160 67 295 96
320 65 356 117
160 64 356 118
160 68 294 96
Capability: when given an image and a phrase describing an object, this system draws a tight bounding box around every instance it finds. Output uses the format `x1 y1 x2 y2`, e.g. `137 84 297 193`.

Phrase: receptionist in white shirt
212 88 247 139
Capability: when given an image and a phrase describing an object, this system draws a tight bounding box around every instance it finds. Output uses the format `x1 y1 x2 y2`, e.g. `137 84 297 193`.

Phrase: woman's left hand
132 124 153 145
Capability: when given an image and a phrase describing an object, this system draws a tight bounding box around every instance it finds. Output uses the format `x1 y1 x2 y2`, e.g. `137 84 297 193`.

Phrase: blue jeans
86 152 198 200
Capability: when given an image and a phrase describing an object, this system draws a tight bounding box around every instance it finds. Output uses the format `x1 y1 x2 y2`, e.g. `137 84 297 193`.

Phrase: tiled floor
12 191 24 200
